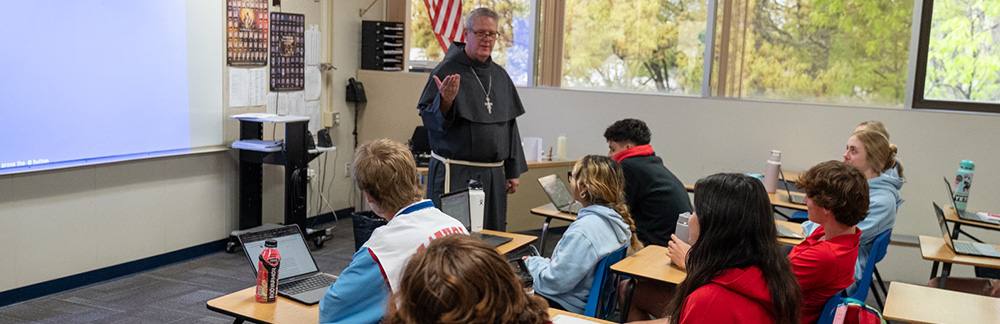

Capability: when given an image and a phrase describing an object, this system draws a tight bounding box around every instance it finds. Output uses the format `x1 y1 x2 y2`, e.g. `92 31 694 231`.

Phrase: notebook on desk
538 174 583 214
440 188 513 247
238 225 337 305
933 203 1000 259
942 177 1000 225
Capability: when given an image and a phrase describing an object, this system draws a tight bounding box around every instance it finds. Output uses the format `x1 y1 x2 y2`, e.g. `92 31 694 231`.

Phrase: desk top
883 281 1000 324
684 184 806 211
918 235 1000 268
775 220 806 245
529 203 578 222
610 245 687 284
943 205 1000 231
548 308 615 323
482 229 537 255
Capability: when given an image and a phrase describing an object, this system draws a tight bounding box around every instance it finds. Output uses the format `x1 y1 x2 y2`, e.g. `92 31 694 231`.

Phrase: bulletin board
270 12 305 91
226 0 269 66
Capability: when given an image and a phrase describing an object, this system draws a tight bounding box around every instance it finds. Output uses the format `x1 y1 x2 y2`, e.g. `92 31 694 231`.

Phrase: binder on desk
232 140 283 152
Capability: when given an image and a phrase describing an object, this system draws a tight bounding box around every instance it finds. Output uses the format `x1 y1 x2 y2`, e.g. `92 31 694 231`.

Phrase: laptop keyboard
279 275 337 295
953 241 980 255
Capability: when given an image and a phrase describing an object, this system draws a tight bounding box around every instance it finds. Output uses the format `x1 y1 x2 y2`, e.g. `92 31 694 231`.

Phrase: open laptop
942 177 1000 225
779 168 807 205
776 223 804 239
238 225 337 305
538 174 583 213
440 188 513 247
933 202 1000 258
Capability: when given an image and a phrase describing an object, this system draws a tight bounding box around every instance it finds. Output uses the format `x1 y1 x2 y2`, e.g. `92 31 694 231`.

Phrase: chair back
817 291 845 324
583 244 629 318
848 228 892 301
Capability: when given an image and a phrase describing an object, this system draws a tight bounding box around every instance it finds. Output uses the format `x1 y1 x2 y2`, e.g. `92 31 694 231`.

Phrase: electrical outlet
332 112 341 127
344 162 351 177
307 168 316 181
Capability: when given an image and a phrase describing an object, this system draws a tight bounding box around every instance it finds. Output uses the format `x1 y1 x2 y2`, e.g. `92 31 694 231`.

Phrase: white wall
357 71 1000 285
0 0 382 293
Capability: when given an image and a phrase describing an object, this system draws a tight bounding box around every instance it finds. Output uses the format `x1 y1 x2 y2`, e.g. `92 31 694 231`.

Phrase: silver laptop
538 174 582 214
942 177 999 225
779 168 807 205
934 203 1000 259
238 225 337 305
776 223 803 239
440 189 513 247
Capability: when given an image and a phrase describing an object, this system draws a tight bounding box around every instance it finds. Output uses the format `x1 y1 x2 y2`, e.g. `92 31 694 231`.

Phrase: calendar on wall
226 0 269 66
269 12 304 91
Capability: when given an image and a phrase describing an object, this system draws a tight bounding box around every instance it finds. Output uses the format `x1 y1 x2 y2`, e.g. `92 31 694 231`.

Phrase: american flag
423 0 465 53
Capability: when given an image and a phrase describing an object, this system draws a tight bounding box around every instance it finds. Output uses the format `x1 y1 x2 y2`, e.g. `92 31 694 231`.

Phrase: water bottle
556 134 567 161
675 212 691 243
763 150 782 193
255 239 280 303
954 160 975 211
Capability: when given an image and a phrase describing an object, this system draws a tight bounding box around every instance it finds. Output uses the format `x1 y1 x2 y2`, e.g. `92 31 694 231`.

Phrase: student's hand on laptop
666 234 691 270
506 178 519 194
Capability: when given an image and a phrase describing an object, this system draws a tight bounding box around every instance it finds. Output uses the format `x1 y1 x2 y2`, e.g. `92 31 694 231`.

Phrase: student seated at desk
385 234 551 324
319 139 467 324
800 130 903 288
604 118 692 248
523 155 638 314
629 173 802 324
855 120 905 177
791 161 869 324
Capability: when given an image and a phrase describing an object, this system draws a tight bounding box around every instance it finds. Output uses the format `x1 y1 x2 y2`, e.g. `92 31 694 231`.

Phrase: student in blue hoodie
801 129 904 287
524 155 639 314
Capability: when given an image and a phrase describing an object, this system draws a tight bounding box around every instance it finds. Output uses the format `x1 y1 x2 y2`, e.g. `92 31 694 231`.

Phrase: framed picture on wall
269 12 304 91
226 0 269 67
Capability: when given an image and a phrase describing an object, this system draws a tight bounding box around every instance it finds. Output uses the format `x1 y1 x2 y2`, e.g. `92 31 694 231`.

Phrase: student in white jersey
319 139 467 324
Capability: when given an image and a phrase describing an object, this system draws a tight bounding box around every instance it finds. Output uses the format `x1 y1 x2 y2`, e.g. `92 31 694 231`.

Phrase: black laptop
942 177 999 225
238 225 337 305
440 188 513 247
933 203 1000 259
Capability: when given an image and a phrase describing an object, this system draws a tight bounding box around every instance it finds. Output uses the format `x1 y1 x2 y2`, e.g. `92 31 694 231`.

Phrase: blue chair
816 291 845 324
848 229 892 309
583 244 629 319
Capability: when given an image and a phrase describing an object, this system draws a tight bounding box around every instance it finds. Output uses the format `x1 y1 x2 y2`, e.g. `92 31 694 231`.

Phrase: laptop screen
240 226 320 280
933 203 956 250
538 174 573 209
440 189 472 229
943 177 961 211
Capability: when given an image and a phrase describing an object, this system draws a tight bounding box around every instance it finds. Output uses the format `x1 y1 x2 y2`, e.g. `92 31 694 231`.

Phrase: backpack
831 298 885 324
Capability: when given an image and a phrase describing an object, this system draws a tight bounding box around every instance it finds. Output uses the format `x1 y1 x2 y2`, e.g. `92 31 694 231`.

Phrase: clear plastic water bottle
954 160 975 211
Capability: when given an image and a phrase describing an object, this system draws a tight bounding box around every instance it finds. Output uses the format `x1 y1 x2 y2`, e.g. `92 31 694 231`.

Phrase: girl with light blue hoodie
802 129 904 288
524 155 639 314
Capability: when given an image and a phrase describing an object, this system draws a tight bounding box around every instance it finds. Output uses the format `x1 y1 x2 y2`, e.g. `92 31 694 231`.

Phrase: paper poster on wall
270 12 305 91
229 68 249 107
226 0 269 66
305 101 321 134
305 66 321 100
305 25 321 66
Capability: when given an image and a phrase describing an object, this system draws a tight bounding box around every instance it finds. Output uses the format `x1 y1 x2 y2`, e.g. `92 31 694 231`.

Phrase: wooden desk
529 203 578 254
207 231 535 323
883 281 1000 324
483 229 538 255
684 184 806 211
775 220 806 245
610 245 686 321
919 235 1000 288
548 308 616 323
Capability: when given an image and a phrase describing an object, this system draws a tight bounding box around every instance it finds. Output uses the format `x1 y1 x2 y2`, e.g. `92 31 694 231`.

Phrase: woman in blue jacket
524 155 639 313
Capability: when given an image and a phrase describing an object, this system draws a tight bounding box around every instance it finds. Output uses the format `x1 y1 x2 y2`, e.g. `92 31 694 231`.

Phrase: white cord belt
431 151 504 193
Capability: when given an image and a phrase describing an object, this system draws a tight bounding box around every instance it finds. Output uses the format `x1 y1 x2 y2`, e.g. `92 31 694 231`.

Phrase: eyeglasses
472 30 500 39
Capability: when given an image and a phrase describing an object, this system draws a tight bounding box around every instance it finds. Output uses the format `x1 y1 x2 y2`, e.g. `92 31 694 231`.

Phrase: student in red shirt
631 173 802 324
789 161 870 324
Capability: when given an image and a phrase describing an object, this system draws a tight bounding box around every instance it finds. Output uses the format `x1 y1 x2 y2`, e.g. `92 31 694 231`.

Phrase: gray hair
465 7 499 30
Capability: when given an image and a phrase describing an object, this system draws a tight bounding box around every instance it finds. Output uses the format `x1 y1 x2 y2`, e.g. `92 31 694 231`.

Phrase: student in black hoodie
604 118 691 248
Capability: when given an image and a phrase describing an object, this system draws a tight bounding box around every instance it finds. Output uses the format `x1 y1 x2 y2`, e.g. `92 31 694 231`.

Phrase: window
913 0 1000 112
409 0 536 86
709 0 914 107
560 0 708 95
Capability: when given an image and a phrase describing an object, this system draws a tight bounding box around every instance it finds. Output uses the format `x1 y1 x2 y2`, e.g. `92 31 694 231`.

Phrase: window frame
911 0 1000 113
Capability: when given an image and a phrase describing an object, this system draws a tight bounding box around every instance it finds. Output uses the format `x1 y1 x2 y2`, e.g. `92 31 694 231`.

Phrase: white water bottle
763 150 781 193
556 134 567 161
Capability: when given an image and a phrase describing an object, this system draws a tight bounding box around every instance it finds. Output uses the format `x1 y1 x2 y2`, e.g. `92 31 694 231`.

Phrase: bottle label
255 251 280 303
